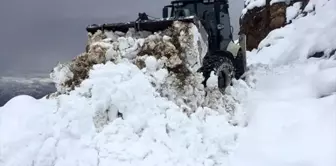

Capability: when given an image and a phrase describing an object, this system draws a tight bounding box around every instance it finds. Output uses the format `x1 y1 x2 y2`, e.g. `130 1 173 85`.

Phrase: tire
234 49 247 80
215 56 235 94
198 51 235 94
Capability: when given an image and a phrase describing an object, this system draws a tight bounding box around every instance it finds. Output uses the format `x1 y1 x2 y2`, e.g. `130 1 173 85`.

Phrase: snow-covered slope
0 77 55 106
0 0 336 166
230 0 336 165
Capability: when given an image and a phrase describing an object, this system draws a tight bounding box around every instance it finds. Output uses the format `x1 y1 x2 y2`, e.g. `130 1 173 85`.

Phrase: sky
0 0 244 77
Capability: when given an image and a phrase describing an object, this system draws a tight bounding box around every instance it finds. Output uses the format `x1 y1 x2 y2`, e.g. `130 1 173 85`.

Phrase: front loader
86 0 247 94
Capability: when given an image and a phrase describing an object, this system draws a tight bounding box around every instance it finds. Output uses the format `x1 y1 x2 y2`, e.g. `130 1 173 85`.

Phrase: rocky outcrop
240 0 311 51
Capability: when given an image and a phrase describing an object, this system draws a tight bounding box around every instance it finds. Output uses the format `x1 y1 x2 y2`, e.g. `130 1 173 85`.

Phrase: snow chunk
50 62 74 93
144 56 158 72
206 71 218 89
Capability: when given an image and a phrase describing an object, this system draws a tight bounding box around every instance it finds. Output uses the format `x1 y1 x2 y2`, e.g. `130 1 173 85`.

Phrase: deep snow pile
0 21 250 166
49 21 234 113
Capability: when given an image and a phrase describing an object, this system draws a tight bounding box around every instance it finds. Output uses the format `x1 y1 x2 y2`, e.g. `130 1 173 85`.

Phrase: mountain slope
230 60 336 166
0 77 55 106
230 0 336 165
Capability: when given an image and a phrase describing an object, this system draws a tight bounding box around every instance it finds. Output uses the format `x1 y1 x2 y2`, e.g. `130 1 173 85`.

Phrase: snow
242 0 310 16
0 21 248 166
230 1 336 165
229 59 336 166
206 72 218 89
243 0 267 14
242 0 290 15
1 0 336 165
286 2 303 23
144 56 158 72
50 62 74 93
0 60 249 166
250 0 336 66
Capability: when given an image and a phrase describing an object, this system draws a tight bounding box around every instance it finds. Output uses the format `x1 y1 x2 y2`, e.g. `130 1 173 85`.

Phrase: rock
240 0 310 51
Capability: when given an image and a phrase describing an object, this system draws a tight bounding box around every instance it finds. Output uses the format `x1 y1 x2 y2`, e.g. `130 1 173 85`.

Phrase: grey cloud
0 0 243 77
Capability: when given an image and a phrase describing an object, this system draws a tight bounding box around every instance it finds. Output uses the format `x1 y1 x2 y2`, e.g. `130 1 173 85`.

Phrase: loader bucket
86 16 204 35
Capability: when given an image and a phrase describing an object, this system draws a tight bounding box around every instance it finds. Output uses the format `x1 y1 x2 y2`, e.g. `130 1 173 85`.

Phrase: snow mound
49 21 240 113
0 59 250 166
0 21 251 166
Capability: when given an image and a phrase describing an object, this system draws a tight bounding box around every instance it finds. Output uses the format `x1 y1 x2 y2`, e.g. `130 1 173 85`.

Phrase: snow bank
49 21 241 113
248 0 336 66
230 0 336 165
0 21 251 166
229 59 336 166
0 61 250 166
50 21 215 112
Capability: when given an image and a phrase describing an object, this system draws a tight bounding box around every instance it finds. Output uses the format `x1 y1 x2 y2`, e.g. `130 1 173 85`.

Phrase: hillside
0 77 55 107
0 0 335 166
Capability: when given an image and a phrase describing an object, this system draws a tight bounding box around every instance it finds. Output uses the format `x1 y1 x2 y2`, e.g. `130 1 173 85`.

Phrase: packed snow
1 0 336 166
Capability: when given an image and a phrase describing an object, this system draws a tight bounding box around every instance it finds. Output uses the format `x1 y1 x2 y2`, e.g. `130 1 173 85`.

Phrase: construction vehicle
86 0 247 94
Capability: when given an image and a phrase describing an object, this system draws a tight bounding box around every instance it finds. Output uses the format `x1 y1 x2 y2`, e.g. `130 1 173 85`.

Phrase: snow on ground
249 0 336 66
0 21 250 166
0 62 249 166
230 59 336 166
230 0 336 165
1 0 336 165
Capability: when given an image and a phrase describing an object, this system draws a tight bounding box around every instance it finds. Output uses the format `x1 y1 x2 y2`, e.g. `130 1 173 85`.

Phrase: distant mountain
0 77 56 107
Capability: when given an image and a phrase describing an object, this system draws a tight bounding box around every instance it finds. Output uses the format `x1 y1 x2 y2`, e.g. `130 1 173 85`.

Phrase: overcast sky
0 0 243 77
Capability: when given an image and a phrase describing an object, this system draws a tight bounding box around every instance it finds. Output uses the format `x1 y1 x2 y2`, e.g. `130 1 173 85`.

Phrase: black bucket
86 17 199 34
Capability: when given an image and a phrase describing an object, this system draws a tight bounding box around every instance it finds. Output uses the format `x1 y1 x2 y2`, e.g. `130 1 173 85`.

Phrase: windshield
171 3 196 17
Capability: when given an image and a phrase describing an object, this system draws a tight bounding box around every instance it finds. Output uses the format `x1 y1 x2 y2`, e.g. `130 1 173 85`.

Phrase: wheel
198 51 235 94
234 49 247 80
215 56 235 94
